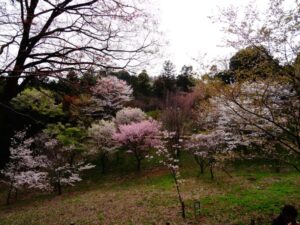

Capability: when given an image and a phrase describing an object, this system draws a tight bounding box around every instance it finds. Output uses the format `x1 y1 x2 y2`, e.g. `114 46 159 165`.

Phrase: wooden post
194 201 201 219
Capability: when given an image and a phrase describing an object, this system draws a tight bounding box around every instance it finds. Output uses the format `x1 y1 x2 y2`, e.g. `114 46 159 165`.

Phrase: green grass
0 154 299 225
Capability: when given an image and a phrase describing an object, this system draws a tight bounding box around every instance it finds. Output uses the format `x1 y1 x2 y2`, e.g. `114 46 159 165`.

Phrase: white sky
149 0 269 75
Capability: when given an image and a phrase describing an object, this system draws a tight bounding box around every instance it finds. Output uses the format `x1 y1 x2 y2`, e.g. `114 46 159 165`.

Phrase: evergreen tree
176 65 195 92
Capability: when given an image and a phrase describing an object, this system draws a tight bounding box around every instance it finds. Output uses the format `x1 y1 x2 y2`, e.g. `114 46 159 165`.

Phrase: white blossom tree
155 131 185 219
211 80 300 171
186 131 231 180
35 133 94 195
85 76 133 118
87 120 117 173
0 131 50 205
115 107 146 125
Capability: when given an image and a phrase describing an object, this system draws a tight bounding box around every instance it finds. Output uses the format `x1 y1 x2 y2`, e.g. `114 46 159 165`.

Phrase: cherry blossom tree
160 91 200 158
85 76 133 118
156 131 185 218
0 131 49 205
186 134 206 175
211 80 300 171
113 119 160 171
35 132 94 195
115 107 146 125
186 131 228 180
87 120 117 173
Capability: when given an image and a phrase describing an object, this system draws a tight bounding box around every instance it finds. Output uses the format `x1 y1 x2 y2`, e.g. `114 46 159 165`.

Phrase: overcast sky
149 0 269 75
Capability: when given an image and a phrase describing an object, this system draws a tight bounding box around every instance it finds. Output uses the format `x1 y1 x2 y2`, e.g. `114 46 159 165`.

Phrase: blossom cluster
113 119 161 151
1 131 95 197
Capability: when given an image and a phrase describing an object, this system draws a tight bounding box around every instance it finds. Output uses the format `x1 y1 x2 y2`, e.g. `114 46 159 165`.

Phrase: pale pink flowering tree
186 131 230 180
87 120 117 173
35 133 95 195
211 80 300 171
115 107 147 125
0 131 50 205
113 119 160 171
86 76 133 118
155 131 186 219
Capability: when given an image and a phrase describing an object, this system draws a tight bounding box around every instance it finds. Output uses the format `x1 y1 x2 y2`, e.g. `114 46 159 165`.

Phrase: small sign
194 201 201 218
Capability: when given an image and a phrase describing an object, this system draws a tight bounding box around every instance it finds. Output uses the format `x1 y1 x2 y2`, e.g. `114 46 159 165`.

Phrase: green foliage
45 123 87 153
146 110 160 120
11 88 64 118
176 65 195 92
46 70 97 96
215 70 235 84
153 61 177 97
135 70 152 97
215 46 281 84
229 46 281 81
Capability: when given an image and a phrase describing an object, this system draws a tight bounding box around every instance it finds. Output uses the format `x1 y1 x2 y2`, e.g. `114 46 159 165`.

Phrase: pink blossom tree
113 119 160 171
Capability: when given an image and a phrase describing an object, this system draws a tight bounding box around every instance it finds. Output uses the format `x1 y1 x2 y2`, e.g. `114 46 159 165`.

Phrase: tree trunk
200 160 205 174
136 158 141 172
56 172 62 195
210 164 214 180
6 183 13 205
100 154 106 174
133 149 142 172
14 188 18 201
0 76 27 168
194 156 205 175
57 182 62 195
173 172 185 219
0 109 14 168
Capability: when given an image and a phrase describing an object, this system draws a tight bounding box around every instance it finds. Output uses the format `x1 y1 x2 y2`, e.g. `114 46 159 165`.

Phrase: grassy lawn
0 155 299 225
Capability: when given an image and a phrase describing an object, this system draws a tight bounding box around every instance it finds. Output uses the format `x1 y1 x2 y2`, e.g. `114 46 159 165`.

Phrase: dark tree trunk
14 188 18 201
173 172 185 219
210 164 214 180
6 183 13 205
0 108 15 168
0 76 28 168
136 158 141 172
56 182 62 195
199 160 205 174
194 156 205 175
100 154 106 174
133 148 142 172
180 201 186 219
56 172 62 195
